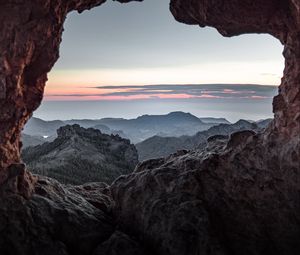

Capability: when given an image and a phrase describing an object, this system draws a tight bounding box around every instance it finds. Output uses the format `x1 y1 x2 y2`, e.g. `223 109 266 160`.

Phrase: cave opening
39 0 284 122
0 1 299 254
20 0 285 186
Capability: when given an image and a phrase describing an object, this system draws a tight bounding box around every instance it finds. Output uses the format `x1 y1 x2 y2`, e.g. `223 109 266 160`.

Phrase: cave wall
0 1 299 254
170 0 300 138
0 0 299 192
0 0 106 187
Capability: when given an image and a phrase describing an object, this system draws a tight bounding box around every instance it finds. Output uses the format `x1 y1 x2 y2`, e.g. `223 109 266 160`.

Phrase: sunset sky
45 0 284 101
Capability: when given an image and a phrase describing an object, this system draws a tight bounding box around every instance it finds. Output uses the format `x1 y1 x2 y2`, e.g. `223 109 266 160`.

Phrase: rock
0 76 6 99
207 134 229 143
93 231 151 255
226 130 256 148
0 175 114 255
0 163 36 199
111 132 300 254
22 125 139 185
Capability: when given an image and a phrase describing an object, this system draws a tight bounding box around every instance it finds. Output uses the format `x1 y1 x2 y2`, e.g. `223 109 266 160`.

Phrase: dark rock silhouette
0 0 299 255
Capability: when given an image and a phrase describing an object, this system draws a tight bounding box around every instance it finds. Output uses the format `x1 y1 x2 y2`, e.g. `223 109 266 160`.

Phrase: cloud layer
45 84 277 101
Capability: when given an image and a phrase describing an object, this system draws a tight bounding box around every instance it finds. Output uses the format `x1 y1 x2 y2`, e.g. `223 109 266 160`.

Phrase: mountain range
22 111 231 145
136 119 272 160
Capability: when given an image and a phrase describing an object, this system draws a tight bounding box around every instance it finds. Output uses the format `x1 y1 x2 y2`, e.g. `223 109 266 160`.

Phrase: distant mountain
256 118 273 129
92 124 128 139
199 117 231 124
23 112 229 143
22 125 138 185
23 117 65 137
136 119 271 161
21 134 46 148
93 111 214 143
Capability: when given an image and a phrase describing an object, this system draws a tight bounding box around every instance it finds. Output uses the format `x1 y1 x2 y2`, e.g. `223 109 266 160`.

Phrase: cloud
45 84 278 101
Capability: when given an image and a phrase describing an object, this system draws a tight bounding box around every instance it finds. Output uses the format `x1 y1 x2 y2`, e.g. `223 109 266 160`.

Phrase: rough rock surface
0 171 114 255
0 0 299 255
112 130 300 254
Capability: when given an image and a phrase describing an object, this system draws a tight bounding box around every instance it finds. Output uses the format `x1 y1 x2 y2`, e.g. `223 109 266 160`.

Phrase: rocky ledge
1 127 299 254
0 166 149 255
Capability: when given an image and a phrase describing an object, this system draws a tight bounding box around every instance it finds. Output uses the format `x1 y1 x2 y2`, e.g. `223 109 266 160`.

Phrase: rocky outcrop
0 0 299 255
0 164 153 255
111 129 300 254
0 172 115 255
22 125 138 184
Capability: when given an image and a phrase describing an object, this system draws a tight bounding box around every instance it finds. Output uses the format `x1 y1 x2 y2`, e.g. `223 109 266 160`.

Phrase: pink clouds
44 84 277 101
45 93 221 101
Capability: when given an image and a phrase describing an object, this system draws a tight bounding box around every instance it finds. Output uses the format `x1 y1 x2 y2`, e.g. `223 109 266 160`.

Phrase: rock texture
0 169 155 255
0 0 299 255
22 124 138 184
112 131 300 254
0 0 108 186
0 172 116 255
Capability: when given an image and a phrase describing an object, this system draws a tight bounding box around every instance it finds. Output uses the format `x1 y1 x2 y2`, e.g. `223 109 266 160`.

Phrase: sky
38 0 283 121
45 0 284 101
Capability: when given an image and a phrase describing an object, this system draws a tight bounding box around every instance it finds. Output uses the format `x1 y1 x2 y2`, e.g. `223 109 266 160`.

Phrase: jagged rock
22 125 139 185
0 175 115 255
226 130 256 148
111 132 300 254
93 231 151 255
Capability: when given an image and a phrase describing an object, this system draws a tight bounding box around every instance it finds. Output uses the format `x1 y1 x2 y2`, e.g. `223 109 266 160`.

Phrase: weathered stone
0 76 6 99
0 176 115 255
94 231 151 255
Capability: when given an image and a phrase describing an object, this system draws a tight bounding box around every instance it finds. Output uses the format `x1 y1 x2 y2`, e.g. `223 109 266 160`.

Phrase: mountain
96 112 209 143
22 125 138 185
23 112 228 143
23 117 65 137
256 118 273 129
136 119 264 161
199 117 231 124
92 124 129 139
21 134 46 148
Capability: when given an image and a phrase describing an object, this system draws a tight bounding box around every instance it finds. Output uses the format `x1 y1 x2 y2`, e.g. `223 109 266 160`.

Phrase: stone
93 231 151 255
0 76 6 99
0 176 115 255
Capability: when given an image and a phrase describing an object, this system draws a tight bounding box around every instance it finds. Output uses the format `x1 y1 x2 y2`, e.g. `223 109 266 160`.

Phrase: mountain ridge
23 112 231 144
22 124 138 185
136 119 272 160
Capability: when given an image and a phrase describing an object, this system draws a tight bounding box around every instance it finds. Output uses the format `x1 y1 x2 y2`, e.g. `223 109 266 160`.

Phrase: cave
0 0 299 255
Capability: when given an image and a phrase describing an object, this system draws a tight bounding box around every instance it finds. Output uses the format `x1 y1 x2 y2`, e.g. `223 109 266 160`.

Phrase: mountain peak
23 125 138 185
57 124 83 138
